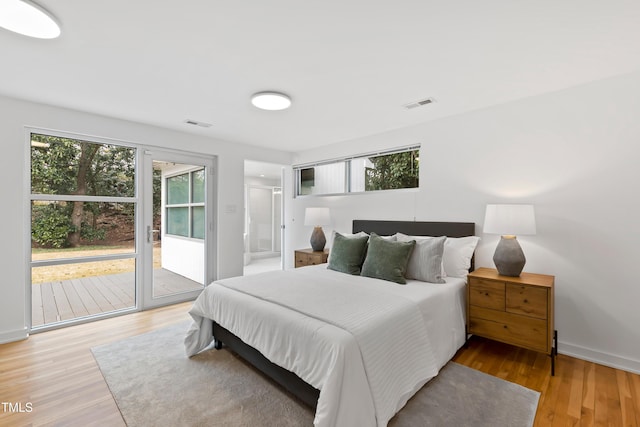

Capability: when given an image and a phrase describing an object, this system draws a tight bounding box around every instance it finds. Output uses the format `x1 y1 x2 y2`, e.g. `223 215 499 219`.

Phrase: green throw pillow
327 232 370 275
361 233 416 284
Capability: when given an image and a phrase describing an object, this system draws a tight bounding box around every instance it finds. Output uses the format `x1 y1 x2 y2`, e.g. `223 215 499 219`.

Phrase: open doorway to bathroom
243 160 284 275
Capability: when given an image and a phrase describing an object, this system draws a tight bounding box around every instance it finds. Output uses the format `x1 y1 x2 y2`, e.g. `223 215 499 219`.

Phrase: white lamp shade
483 204 536 235
304 207 331 226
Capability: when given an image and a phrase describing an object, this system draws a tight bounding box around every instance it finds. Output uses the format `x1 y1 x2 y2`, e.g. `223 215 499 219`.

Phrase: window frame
26 128 140 331
293 145 420 197
164 168 206 240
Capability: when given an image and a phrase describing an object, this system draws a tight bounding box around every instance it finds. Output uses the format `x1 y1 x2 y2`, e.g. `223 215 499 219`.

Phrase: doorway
142 151 216 309
243 161 284 276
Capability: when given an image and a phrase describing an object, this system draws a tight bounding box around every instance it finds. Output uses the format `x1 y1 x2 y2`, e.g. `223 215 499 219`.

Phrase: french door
140 149 216 309
28 130 216 330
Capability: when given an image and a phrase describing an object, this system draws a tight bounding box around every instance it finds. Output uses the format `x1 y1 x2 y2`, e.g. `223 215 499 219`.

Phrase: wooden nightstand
294 248 329 268
467 267 557 375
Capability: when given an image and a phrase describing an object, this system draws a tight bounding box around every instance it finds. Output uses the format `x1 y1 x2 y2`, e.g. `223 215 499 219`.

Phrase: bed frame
212 219 476 409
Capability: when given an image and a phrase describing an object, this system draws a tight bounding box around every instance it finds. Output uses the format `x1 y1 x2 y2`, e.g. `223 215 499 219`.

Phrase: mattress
185 265 466 427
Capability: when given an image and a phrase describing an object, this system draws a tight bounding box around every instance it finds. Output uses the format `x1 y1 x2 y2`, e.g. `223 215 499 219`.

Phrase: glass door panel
29 133 138 330
143 153 214 307
248 186 273 253
273 188 282 253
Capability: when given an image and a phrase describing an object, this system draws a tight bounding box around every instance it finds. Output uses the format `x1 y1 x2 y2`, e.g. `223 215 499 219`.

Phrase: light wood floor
0 302 192 427
453 336 640 426
1 303 638 426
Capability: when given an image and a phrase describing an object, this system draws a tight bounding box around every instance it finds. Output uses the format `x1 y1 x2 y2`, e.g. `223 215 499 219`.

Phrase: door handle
147 225 152 243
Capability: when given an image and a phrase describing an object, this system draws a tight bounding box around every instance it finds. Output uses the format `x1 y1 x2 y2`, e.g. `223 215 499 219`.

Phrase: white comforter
185 265 466 427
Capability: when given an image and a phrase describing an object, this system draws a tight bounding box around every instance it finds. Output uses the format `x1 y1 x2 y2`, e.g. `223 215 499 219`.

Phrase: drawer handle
503 325 508 329
485 292 489 296
524 299 528 303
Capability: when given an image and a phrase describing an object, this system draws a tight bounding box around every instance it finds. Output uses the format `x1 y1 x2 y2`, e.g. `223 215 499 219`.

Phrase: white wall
162 236 205 284
0 95 291 343
287 71 640 373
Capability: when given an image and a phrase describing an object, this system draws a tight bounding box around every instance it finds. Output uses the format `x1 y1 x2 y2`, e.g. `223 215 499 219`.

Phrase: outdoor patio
31 268 203 327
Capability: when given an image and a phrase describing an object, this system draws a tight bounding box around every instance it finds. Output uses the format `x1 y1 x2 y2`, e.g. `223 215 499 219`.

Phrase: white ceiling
2 1 640 153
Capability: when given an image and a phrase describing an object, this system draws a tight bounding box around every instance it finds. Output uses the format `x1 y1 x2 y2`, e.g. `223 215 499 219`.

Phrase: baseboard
0 327 29 345
560 341 640 375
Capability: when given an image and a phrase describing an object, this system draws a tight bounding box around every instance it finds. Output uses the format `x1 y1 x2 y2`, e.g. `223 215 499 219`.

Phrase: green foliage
32 202 123 247
31 204 73 248
153 168 162 219
30 134 135 197
30 134 137 247
80 224 106 242
365 150 419 191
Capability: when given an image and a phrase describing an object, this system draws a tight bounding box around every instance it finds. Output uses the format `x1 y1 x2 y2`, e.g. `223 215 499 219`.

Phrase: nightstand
467 267 557 375
294 248 329 268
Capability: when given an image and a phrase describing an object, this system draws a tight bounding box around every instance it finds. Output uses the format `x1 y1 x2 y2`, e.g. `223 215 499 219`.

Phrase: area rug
92 322 540 427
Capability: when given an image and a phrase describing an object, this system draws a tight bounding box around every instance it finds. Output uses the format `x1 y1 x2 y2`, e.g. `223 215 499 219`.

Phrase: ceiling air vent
184 119 213 128
403 98 435 110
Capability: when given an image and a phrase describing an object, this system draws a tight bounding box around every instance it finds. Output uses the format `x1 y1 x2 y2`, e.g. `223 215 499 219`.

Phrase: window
165 169 205 239
294 146 419 196
352 150 419 192
30 133 136 252
298 162 346 196
29 132 138 328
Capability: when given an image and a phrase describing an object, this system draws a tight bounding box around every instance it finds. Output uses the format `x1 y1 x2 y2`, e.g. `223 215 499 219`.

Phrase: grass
32 245 130 254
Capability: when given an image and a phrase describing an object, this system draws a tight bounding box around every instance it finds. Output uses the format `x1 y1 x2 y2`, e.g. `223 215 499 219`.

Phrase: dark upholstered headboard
352 220 475 238
352 220 476 271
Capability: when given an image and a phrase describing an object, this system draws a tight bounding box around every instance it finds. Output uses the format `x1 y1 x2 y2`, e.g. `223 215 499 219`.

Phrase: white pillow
329 230 367 246
378 234 397 242
334 231 368 238
330 231 396 246
443 236 480 278
395 233 446 283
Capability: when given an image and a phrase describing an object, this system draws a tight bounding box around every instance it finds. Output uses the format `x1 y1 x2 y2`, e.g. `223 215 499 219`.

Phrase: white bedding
185 265 466 427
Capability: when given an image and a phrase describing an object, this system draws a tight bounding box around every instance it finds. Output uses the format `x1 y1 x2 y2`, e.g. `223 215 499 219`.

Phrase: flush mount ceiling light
0 0 61 39
251 92 291 111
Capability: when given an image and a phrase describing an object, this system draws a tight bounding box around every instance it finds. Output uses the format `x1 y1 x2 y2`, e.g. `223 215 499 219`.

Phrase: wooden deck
31 269 202 327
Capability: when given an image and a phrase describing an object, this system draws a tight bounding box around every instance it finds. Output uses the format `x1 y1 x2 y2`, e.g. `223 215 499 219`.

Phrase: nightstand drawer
506 283 548 319
469 278 505 311
469 306 548 352
295 253 314 267
294 249 329 268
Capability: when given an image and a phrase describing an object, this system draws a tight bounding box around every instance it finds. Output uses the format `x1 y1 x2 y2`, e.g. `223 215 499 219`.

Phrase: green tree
365 150 419 191
31 204 72 248
153 168 162 228
30 134 136 248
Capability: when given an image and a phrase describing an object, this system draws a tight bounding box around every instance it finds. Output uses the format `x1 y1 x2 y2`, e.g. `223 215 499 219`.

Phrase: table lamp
304 207 331 251
483 204 536 277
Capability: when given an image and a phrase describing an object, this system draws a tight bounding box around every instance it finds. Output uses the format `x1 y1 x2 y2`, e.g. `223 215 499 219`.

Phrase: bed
185 220 477 427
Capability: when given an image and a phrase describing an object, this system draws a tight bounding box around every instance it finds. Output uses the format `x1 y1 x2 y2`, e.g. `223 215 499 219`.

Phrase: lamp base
493 235 526 277
310 227 326 251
